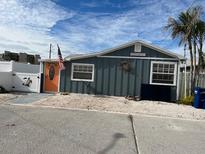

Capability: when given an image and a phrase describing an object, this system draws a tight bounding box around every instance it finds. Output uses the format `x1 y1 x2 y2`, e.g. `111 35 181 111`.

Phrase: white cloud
53 0 193 54
0 0 74 58
0 0 205 59
62 0 205 55
0 0 72 28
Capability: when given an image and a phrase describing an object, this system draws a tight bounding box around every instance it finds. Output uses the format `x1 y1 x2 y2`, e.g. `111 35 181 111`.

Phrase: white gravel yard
32 93 205 120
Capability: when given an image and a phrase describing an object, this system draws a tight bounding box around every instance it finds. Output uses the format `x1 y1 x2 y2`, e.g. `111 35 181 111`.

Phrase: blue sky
0 0 205 58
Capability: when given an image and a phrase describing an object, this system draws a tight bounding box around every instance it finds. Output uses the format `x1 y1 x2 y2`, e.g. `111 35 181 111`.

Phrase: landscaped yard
1 92 205 120
30 93 205 121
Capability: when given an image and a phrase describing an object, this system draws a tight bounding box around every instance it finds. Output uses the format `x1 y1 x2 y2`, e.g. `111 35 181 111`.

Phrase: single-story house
40 40 184 102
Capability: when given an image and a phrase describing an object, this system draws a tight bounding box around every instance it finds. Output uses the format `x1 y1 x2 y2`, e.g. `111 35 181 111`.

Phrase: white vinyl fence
0 61 40 93
12 72 40 92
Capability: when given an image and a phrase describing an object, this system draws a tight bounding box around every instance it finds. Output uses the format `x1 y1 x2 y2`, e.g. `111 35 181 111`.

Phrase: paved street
0 104 205 154
134 116 205 154
0 104 136 154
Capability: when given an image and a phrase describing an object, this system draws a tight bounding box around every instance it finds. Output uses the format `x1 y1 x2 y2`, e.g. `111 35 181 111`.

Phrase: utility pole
49 44 52 59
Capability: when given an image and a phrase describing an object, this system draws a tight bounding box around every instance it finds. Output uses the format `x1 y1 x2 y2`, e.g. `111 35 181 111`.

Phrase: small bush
179 96 194 105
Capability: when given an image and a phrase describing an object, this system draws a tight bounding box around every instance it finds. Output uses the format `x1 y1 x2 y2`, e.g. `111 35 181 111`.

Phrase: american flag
57 44 65 70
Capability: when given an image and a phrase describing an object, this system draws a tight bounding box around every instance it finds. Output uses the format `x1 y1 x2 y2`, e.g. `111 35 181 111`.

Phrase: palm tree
165 11 194 95
195 20 205 68
165 6 204 96
195 20 205 85
188 6 203 88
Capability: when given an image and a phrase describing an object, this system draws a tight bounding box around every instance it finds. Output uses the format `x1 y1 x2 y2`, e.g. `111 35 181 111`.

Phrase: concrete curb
6 103 205 122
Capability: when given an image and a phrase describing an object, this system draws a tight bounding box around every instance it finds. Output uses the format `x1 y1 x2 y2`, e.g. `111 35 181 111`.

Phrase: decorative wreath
120 61 131 72
49 64 55 80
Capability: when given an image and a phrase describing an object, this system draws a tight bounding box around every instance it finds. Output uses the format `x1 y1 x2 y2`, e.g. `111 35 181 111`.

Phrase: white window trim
150 61 177 86
71 63 95 82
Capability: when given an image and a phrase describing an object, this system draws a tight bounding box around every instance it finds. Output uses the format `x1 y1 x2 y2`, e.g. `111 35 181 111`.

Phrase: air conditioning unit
134 43 141 52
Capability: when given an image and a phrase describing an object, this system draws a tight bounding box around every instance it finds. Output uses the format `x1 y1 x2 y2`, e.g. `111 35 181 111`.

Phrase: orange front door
44 62 59 92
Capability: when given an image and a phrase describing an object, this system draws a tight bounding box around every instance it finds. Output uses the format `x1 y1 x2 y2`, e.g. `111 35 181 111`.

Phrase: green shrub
179 96 194 105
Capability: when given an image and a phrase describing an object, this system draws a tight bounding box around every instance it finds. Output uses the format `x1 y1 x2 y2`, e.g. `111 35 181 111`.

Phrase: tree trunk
188 39 194 96
197 35 204 86
193 38 197 92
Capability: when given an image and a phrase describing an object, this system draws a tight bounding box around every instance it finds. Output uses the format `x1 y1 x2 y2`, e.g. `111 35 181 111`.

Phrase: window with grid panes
71 63 94 81
150 62 176 85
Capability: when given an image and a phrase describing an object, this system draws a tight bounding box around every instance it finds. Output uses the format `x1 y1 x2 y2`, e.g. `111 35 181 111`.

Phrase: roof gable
64 40 184 61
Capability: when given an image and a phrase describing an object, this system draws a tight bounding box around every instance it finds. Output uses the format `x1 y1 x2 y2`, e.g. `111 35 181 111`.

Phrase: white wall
0 61 40 73
12 61 40 73
12 72 40 92
0 72 12 91
0 61 40 92
0 61 12 72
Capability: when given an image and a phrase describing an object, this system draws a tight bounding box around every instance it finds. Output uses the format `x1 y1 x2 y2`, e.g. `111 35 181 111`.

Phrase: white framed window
71 63 94 82
150 61 177 86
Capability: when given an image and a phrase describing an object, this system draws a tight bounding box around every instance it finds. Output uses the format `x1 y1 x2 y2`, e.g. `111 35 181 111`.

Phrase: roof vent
134 43 141 52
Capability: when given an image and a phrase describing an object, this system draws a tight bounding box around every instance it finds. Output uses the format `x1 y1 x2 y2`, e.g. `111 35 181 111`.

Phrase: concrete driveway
0 104 205 154
6 93 53 104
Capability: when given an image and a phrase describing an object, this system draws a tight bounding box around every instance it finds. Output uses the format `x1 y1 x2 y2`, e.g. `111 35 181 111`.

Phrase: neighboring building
180 61 205 73
40 40 184 102
0 51 40 64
